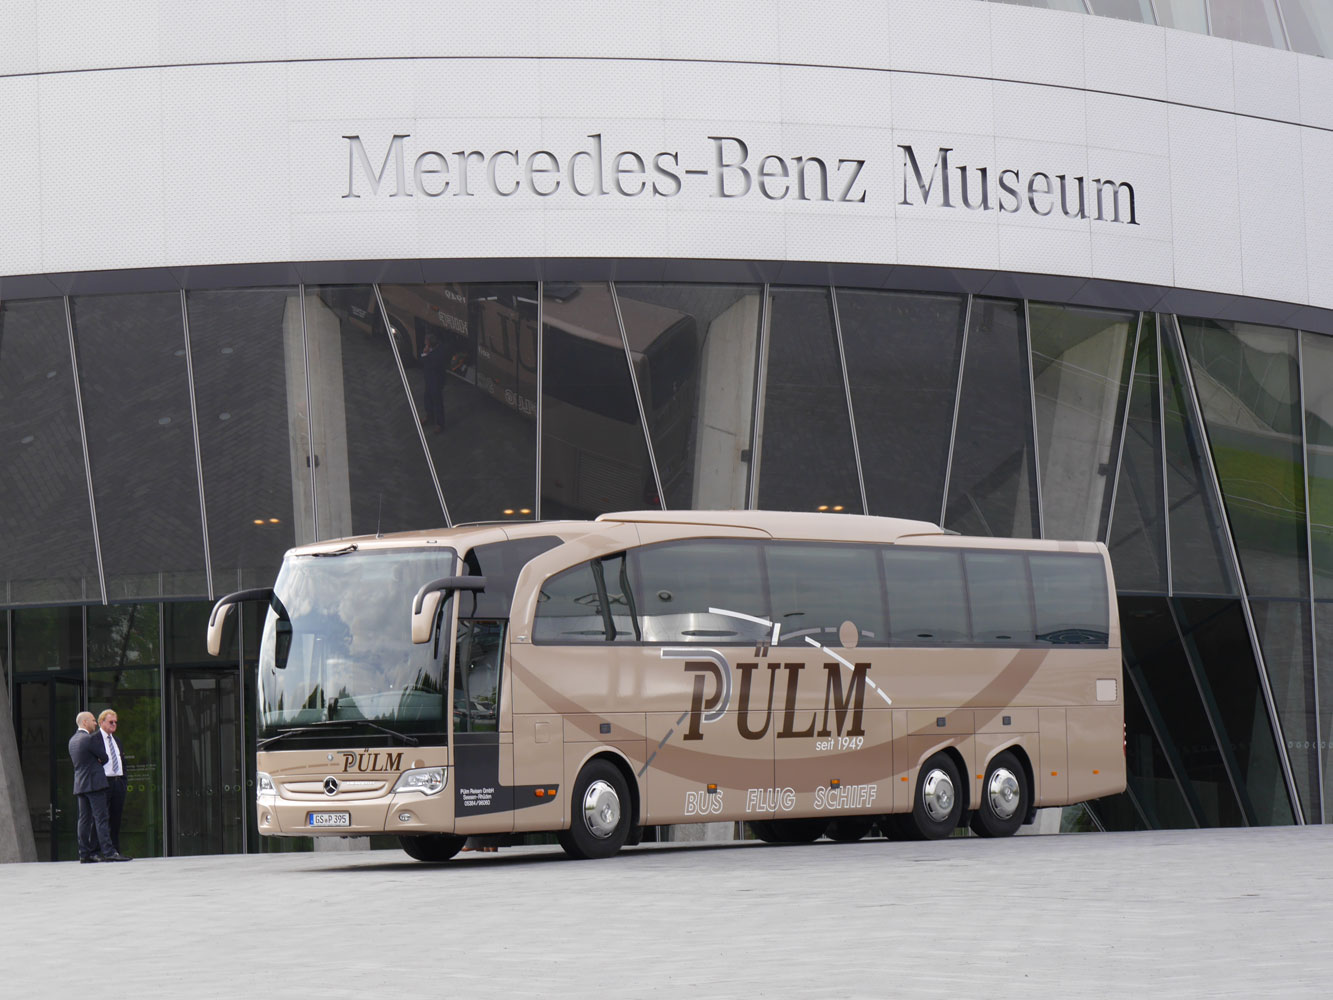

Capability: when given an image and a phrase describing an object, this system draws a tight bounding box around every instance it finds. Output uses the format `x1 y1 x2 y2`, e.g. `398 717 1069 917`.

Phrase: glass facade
6 272 1333 854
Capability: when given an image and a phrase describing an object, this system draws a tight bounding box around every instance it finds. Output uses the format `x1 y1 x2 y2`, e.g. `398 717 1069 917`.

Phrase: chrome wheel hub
987 767 1021 820
921 768 955 822
581 779 621 839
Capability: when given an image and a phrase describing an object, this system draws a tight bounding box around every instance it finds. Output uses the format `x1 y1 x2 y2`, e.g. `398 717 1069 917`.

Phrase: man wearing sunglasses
97 709 132 860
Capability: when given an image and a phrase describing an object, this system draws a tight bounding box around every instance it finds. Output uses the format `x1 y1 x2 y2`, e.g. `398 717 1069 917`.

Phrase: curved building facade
2 0 1332 859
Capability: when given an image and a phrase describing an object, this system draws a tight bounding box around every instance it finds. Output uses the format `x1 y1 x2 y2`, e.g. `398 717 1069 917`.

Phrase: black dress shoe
101 852 132 862
80 856 99 863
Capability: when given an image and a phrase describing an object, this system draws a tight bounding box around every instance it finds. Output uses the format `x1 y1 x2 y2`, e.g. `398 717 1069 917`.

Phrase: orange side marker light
535 788 546 797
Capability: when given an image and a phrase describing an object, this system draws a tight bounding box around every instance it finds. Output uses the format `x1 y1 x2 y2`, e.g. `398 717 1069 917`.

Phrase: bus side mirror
207 603 234 657
207 588 275 656
411 575 487 644
412 591 444 644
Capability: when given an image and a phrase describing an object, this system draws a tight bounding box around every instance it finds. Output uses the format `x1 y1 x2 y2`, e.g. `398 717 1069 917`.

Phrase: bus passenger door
451 619 514 835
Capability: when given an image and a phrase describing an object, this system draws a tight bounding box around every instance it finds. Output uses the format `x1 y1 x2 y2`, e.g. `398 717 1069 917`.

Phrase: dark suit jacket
69 729 109 795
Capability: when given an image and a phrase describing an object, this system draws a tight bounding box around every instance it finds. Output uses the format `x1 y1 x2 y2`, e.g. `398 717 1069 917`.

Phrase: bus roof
595 509 946 543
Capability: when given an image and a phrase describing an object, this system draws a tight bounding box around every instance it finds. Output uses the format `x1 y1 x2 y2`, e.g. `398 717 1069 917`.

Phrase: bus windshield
258 547 457 742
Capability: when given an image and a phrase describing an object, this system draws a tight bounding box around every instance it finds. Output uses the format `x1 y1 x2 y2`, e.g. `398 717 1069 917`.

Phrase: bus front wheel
558 760 632 860
970 750 1028 838
910 752 964 839
399 833 467 862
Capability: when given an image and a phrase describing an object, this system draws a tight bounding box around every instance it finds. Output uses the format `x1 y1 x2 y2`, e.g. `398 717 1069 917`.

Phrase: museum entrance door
16 676 84 861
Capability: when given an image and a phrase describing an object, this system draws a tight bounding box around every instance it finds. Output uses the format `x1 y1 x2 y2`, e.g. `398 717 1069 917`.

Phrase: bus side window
882 548 969 644
1030 554 1110 645
532 563 611 642
628 540 769 644
765 542 887 645
964 551 1036 644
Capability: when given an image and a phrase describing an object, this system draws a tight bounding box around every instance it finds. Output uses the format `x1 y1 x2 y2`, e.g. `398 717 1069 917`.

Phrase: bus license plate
308 812 350 828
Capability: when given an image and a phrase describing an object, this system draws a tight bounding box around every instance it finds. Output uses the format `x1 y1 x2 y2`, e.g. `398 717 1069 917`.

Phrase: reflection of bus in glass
367 283 699 514
207 510 1124 862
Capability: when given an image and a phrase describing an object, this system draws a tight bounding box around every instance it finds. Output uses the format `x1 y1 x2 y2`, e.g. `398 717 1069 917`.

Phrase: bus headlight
392 767 447 795
257 772 275 796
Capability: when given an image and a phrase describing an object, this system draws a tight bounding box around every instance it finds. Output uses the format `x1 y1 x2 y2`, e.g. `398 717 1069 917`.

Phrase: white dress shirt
100 728 124 777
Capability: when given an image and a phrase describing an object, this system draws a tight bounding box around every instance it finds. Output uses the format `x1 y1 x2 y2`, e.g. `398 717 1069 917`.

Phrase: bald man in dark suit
69 711 129 862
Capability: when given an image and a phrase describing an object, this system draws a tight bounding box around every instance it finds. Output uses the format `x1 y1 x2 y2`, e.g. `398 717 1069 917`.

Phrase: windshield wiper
258 718 421 749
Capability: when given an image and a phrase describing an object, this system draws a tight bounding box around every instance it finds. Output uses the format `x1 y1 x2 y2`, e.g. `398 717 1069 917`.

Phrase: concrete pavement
2 826 1331 998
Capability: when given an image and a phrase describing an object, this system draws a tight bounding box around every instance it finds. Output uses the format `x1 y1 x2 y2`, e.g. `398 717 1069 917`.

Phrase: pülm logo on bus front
339 751 404 773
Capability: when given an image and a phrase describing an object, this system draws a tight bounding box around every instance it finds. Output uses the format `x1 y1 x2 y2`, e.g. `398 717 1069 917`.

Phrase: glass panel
0 298 100 604
1208 0 1287 47
1 612 7 689
756 287 862 514
836 289 967 522
1280 0 1333 55
464 536 562 619
1030 553 1111 644
1030 304 1136 541
1088 0 1157 22
541 282 656 518
883 548 970 644
1174 597 1294 824
1316 601 1333 823
1161 326 1237 596
944 298 1039 538
305 286 444 538
1180 319 1307 599
766 543 888 646
12 606 82 674
1156 0 1209 32
379 282 538 524
163 600 242 858
168 666 242 856
1114 672 1198 831
88 603 163 859
615 284 762 511
70 292 208 599
1302 332 1333 601
1118 596 1242 826
964 551 1035 643
16 677 83 860
186 288 305 591
1249 599 1317 821
1108 316 1168 593
628 540 769 644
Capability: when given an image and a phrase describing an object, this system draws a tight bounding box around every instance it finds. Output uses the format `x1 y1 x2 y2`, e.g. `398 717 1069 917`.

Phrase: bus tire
910 752 964 840
399 833 466 862
970 750 1028 839
558 760 632 860
826 817 874 842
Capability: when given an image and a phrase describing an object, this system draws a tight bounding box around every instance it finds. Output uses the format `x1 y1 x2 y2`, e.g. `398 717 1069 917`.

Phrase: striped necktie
108 733 121 776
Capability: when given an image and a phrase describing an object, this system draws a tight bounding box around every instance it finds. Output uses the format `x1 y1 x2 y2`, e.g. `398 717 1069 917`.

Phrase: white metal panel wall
0 0 1329 311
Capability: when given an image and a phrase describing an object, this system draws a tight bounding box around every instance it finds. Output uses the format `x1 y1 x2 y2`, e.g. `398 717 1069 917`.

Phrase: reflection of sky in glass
259 548 455 729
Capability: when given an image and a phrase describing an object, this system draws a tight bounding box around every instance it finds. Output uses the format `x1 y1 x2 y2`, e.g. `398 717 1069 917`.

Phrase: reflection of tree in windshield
259 550 455 732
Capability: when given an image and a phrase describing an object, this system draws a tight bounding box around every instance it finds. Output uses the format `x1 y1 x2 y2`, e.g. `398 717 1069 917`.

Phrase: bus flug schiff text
208 510 1125 861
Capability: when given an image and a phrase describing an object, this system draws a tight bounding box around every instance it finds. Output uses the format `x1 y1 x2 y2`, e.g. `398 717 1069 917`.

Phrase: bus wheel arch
970 748 1030 839
557 752 638 860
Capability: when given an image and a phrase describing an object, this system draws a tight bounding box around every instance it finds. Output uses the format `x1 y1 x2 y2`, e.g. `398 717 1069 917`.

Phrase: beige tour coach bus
207 510 1125 861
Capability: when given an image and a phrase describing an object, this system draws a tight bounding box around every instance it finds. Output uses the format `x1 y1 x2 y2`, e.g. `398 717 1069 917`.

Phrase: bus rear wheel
558 760 632 860
970 750 1028 838
399 833 467 862
910 752 964 839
